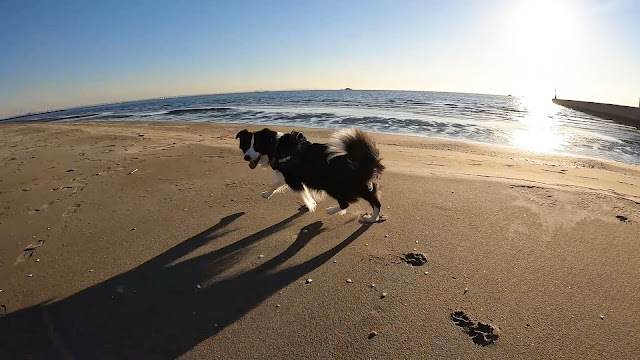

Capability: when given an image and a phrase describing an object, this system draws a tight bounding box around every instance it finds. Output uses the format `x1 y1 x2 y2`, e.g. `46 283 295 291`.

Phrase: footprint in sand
28 201 56 215
510 184 557 207
63 203 81 217
450 310 499 346
15 240 45 264
402 252 428 266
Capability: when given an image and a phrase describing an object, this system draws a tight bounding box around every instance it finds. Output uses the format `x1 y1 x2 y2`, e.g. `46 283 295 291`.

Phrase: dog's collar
277 156 291 163
269 136 282 167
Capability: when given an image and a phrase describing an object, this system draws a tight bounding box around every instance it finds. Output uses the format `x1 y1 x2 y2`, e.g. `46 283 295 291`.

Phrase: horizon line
1 87 555 121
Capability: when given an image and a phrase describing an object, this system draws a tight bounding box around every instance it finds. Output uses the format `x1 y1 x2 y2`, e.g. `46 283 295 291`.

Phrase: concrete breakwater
552 98 640 128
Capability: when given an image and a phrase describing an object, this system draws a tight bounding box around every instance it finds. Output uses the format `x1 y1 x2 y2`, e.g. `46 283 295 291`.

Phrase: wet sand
0 121 639 359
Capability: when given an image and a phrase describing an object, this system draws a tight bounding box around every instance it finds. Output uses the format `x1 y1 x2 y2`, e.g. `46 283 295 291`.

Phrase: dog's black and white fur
236 128 385 222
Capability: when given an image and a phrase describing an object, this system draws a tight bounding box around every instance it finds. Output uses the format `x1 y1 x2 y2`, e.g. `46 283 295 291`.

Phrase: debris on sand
305 279 313 284
616 215 628 222
346 279 353 283
368 331 378 339
127 169 138 175
402 252 427 266
381 292 387 299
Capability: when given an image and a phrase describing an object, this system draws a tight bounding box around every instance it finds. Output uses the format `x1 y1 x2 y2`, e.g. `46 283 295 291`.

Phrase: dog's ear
235 129 249 139
294 131 307 143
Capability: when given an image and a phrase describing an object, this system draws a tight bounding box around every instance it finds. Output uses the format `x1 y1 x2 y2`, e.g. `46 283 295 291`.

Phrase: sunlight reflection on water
510 97 567 153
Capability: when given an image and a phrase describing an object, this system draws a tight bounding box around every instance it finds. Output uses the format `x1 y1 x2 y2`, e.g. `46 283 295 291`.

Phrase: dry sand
0 121 639 359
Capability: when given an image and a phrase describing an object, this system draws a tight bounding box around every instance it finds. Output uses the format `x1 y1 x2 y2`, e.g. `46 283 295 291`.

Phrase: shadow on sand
0 209 370 359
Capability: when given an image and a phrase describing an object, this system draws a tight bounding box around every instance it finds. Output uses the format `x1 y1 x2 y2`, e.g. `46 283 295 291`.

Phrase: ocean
5 90 640 164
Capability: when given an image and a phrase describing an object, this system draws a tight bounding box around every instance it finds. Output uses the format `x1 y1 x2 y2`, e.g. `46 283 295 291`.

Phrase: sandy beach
1 121 639 359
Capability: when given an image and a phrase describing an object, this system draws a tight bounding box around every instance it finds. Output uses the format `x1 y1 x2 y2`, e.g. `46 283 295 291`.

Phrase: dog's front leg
261 170 286 198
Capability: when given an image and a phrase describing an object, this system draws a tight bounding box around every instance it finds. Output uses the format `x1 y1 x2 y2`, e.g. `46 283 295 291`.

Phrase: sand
0 121 639 359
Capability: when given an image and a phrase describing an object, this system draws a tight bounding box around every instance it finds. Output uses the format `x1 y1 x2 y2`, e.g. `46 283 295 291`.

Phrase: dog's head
235 128 277 169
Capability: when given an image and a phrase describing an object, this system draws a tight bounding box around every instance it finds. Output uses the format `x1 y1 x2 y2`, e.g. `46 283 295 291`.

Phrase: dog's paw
325 206 341 215
261 190 273 199
360 214 386 223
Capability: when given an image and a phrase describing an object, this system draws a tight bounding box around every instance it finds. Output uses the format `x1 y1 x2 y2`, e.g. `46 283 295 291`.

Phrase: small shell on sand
346 279 353 283
305 279 313 284
381 292 387 298
368 331 378 339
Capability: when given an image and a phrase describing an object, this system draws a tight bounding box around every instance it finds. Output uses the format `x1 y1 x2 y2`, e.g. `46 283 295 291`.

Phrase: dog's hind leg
261 170 286 199
360 183 382 223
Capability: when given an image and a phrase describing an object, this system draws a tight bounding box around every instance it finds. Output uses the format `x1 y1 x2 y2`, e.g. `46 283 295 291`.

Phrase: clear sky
1 0 638 118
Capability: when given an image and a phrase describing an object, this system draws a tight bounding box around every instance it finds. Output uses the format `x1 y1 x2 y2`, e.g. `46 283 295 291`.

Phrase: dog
236 128 385 223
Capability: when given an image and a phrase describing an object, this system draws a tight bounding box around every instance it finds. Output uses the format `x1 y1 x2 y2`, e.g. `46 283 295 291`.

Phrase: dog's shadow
0 209 370 359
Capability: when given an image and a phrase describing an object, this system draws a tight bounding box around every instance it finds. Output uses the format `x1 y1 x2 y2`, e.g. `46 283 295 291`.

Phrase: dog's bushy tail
327 128 385 182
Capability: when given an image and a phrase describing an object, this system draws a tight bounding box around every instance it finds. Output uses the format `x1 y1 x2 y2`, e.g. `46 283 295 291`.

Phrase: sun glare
510 1 575 46
507 0 580 99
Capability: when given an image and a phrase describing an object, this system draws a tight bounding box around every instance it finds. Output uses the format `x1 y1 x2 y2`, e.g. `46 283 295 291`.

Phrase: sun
510 1 575 46
507 0 580 99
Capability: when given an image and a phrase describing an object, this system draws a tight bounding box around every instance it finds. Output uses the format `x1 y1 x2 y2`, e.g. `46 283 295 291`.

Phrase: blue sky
1 0 638 118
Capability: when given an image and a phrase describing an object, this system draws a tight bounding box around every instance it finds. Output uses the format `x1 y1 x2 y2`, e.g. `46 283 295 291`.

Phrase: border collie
236 128 385 223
